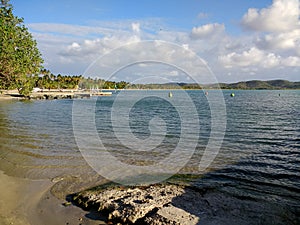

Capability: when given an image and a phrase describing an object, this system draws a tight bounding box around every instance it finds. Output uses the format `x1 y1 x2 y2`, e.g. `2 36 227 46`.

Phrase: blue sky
9 0 300 83
11 0 271 33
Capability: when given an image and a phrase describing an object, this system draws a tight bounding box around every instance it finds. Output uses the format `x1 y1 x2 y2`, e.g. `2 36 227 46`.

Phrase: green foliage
79 78 129 90
0 0 43 96
117 81 130 89
36 70 82 89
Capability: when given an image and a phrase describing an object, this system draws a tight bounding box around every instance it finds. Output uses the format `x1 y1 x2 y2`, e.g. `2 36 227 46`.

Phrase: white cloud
82 40 216 84
219 47 300 69
167 70 179 76
197 12 209 19
190 23 225 39
219 47 265 68
219 47 281 68
182 44 189 50
221 0 300 77
254 29 300 57
29 19 163 40
262 53 281 68
70 42 80 49
241 0 300 32
224 41 244 51
282 56 300 66
156 30 189 44
131 22 140 34
29 23 114 37
60 35 141 58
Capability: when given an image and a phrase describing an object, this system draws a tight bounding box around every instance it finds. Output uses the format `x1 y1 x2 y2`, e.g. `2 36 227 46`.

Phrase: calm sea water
0 90 299 216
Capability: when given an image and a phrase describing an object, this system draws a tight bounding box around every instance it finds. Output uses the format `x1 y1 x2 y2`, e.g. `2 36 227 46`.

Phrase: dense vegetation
0 0 43 96
35 69 82 90
79 77 129 90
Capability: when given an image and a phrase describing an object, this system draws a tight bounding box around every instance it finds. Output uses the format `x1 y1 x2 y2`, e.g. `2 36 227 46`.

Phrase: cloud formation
190 23 225 39
197 12 209 19
241 0 300 32
28 0 300 82
131 22 140 34
254 29 300 58
216 0 300 77
219 47 300 68
29 23 114 37
219 47 278 68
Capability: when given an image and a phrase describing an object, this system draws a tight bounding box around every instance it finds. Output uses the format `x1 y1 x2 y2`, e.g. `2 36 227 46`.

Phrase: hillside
175 80 300 90
217 80 300 90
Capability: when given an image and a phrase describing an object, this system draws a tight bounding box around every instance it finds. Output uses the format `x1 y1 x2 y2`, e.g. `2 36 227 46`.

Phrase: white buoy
168 92 173 98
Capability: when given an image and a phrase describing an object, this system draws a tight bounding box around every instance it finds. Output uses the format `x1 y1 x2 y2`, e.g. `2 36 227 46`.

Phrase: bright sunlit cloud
241 0 300 32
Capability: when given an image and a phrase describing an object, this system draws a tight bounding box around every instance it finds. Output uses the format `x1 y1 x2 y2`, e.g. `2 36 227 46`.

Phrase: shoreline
1 88 299 101
0 95 22 101
0 170 106 225
1 170 299 225
0 170 49 225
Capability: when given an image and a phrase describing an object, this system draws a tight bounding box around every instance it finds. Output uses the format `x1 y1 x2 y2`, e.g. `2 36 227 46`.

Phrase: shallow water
0 90 299 223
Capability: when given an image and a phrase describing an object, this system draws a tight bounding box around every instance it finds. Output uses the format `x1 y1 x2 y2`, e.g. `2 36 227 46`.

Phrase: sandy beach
0 171 107 225
0 171 49 225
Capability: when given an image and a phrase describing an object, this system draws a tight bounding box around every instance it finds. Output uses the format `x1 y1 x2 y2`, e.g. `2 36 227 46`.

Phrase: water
0 100 88 179
0 90 299 220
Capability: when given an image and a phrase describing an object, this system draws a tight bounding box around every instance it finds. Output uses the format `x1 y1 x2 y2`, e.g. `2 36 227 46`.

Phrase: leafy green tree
0 0 43 96
116 81 129 89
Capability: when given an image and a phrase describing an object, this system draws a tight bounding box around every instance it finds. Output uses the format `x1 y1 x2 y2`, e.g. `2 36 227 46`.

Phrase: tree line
36 69 82 90
35 73 130 90
79 77 129 90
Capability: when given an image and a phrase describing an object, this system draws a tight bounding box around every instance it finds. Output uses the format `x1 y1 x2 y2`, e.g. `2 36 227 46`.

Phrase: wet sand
0 171 32 225
0 171 106 225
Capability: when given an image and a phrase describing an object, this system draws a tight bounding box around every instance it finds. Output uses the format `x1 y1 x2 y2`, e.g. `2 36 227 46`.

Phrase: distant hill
172 80 300 90
120 79 300 90
216 80 300 90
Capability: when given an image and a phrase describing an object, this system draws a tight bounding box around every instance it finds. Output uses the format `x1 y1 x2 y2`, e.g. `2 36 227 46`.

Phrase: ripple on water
0 91 299 217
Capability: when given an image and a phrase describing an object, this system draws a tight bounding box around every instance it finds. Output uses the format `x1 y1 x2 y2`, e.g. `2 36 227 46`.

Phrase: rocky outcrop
71 183 200 225
70 183 299 225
